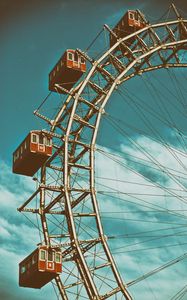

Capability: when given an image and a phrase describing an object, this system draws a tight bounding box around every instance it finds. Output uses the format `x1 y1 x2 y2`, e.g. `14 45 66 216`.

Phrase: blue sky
1 0 187 162
1 0 187 299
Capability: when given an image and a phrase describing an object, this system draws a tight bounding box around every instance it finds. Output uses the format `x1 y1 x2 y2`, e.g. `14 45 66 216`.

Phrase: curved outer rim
45 20 187 299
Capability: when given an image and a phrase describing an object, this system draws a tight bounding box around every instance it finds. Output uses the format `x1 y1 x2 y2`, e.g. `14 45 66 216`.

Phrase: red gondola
49 49 86 94
19 246 62 289
110 10 146 47
13 131 52 176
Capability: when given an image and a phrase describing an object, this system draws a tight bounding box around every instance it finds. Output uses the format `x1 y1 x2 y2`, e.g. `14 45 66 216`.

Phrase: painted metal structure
17 4 187 299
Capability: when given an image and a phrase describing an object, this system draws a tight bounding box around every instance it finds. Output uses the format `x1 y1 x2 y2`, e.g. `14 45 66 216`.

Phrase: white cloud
0 160 56 299
95 135 187 299
1 134 187 299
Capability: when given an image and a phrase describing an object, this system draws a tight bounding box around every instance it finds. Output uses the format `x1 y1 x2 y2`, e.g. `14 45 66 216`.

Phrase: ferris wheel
13 3 187 299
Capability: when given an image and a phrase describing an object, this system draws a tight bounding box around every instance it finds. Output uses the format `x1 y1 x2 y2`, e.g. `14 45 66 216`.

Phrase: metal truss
18 4 187 299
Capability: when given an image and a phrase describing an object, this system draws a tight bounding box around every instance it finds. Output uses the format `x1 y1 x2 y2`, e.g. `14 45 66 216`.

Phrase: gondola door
73 51 80 70
38 134 45 153
46 249 54 271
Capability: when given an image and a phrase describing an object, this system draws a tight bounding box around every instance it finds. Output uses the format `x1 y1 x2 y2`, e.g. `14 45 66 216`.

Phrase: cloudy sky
1 0 187 299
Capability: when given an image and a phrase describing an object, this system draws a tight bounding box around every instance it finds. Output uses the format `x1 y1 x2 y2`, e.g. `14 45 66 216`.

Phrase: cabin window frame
31 134 38 144
46 137 52 146
27 261 31 269
129 12 134 20
40 249 46 261
39 135 44 145
16 150 19 160
134 13 139 22
20 265 26 274
32 253 37 265
80 56 85 64
74 52 78 62
47 250 54 262
68 52 74 61
55 252 61 263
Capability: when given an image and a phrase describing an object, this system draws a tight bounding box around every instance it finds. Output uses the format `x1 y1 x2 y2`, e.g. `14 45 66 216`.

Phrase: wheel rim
19 16 187 299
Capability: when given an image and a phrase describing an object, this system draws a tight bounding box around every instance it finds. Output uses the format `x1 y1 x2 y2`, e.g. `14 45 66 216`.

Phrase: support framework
18 5 187 299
